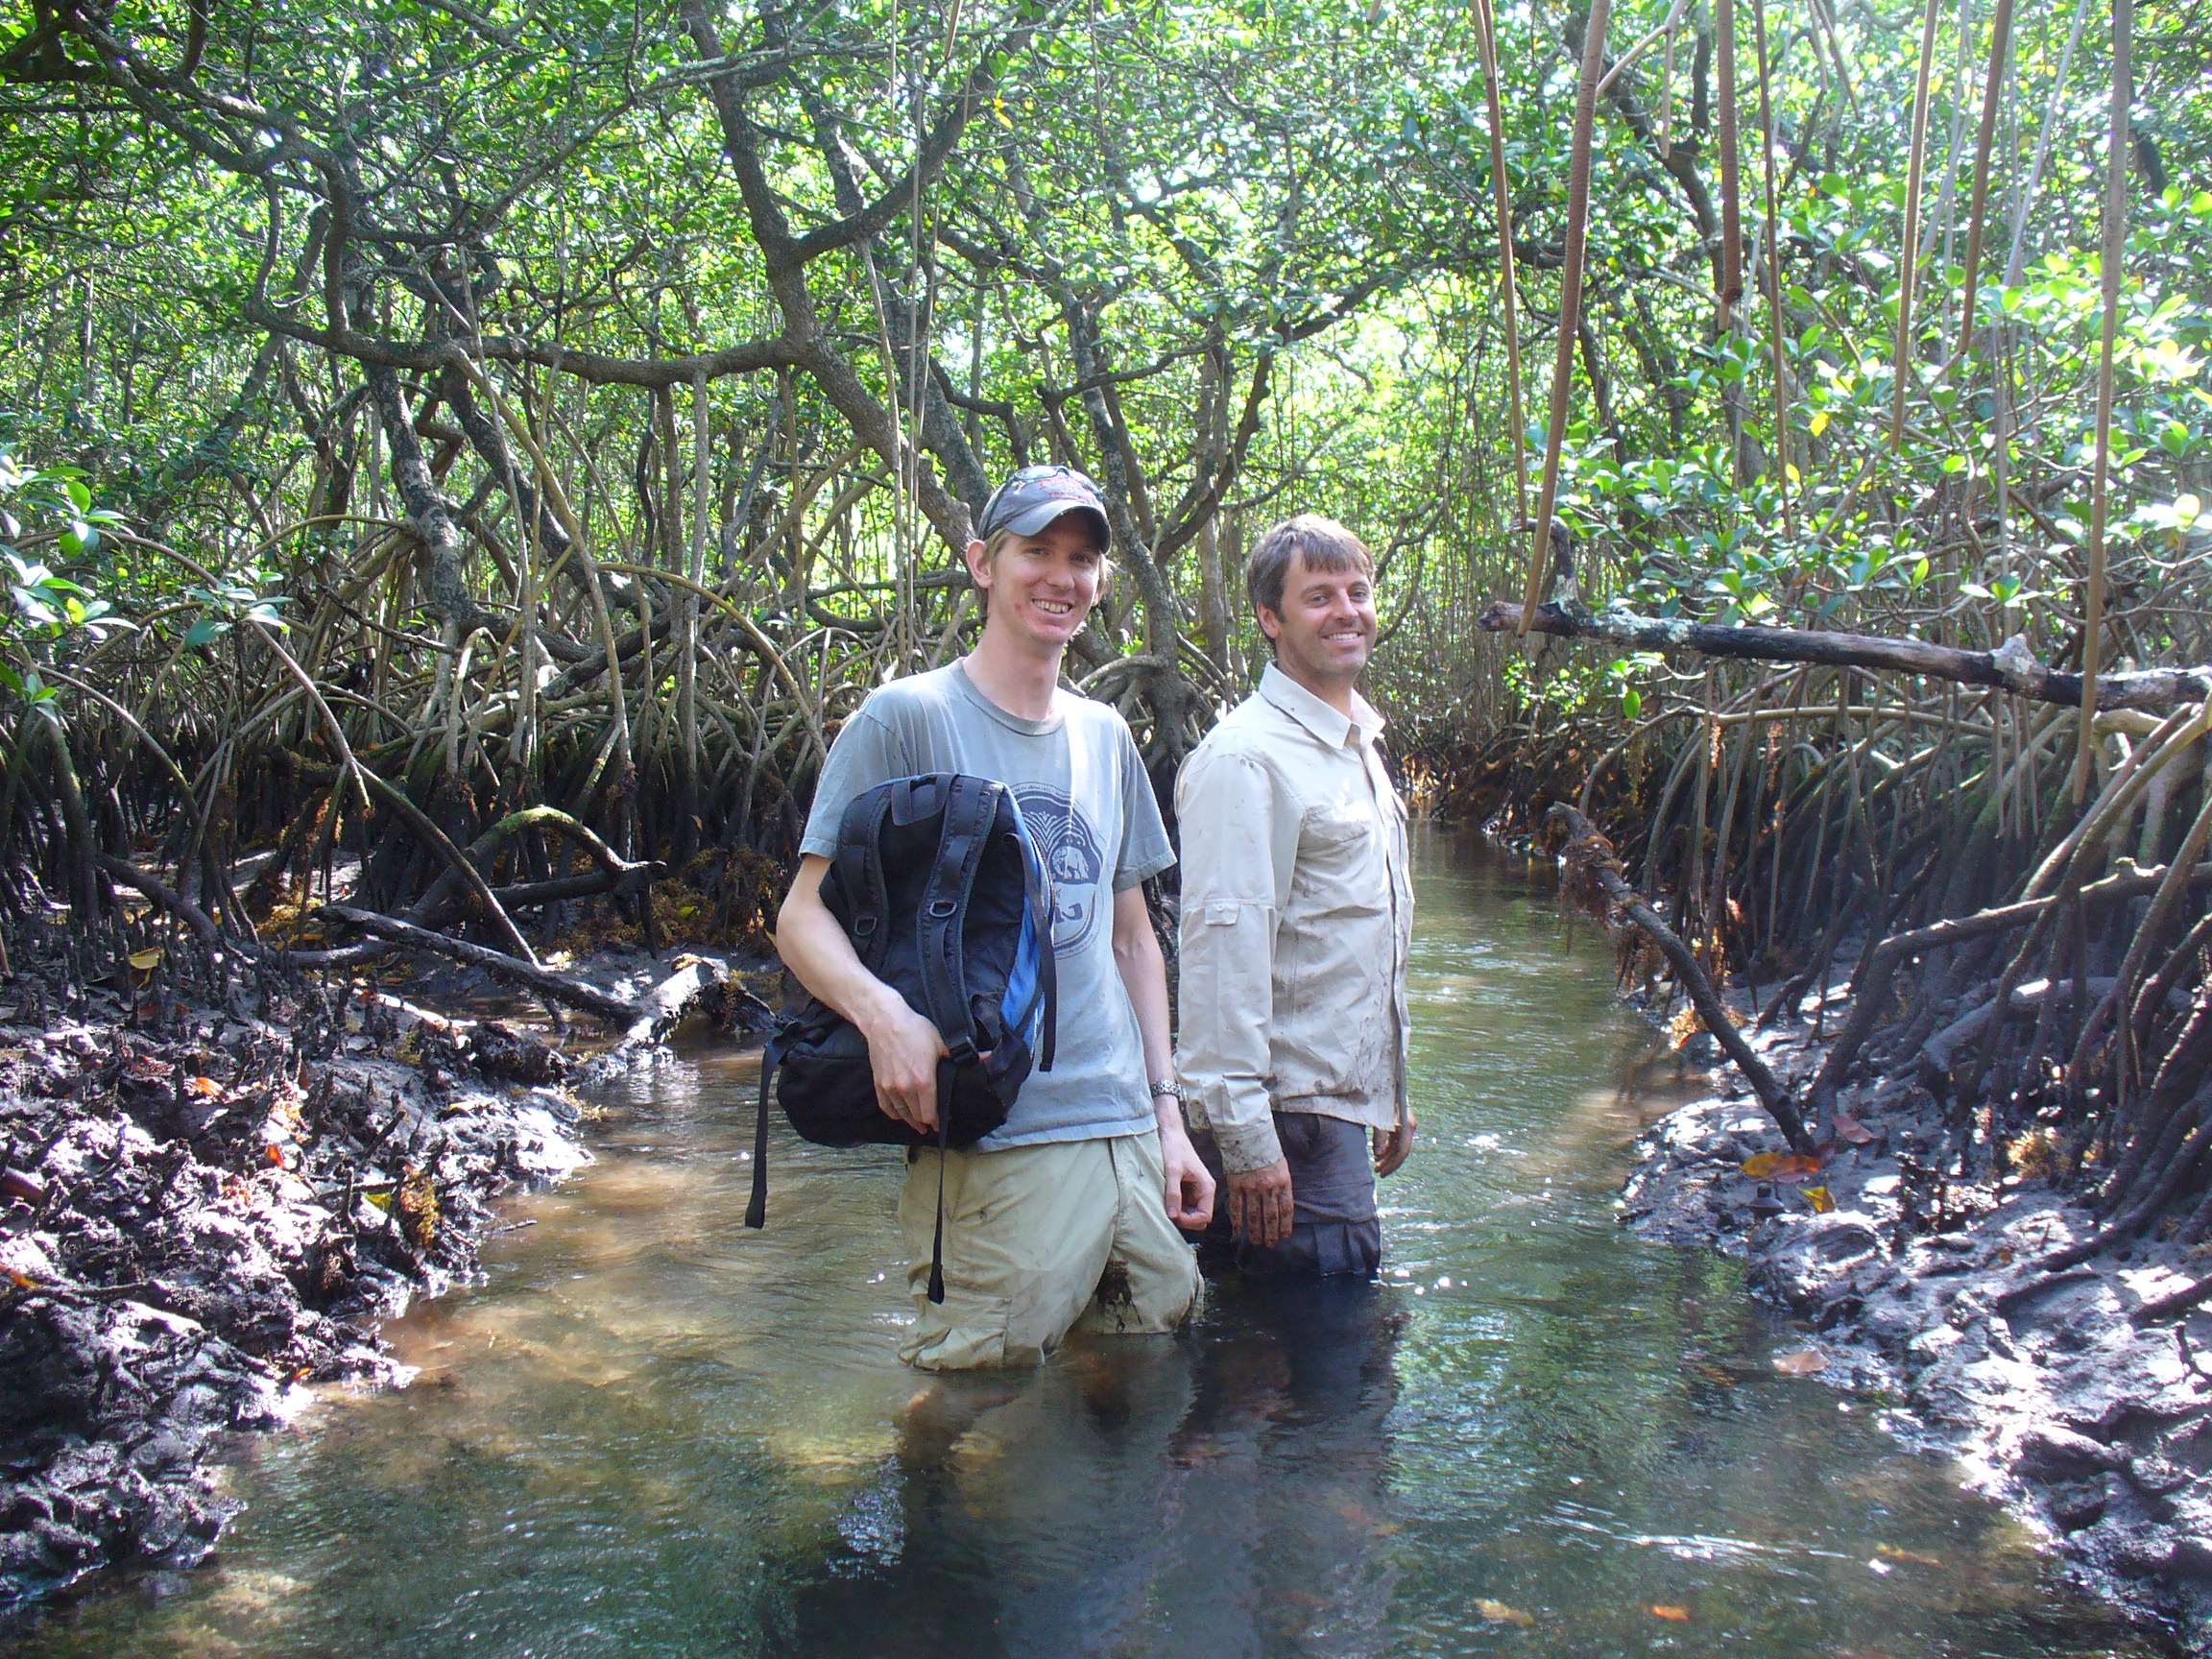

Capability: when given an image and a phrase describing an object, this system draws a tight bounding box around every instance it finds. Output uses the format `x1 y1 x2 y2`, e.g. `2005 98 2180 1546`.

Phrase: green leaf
183 618 228 648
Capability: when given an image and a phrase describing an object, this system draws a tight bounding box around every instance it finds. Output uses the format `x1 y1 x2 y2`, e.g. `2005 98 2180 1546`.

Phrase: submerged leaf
1773 1349 1829 1376
1476 1599 1535 1626
1647 1605 1692 1622
1875 1544 1943 1567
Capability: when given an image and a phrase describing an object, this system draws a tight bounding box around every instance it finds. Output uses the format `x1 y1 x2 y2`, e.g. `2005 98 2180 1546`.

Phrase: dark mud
0 944 771 1616
1626 972 2212 1654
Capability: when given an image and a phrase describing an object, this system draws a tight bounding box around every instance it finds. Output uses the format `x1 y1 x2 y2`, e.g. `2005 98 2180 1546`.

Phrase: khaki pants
898 1129 1202 1371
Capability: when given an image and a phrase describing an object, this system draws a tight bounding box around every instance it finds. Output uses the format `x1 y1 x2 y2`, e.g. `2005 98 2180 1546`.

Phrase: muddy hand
1226 1158 1295 1248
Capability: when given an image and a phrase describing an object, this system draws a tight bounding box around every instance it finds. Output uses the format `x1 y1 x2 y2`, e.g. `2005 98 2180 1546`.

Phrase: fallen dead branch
1480 600 2212 710
582 955 775 1078
318 903 639 1023
1546 802 1814 1152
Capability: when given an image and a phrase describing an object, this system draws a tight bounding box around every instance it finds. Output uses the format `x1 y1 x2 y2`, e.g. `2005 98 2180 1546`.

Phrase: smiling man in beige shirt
1174 514 1415 1277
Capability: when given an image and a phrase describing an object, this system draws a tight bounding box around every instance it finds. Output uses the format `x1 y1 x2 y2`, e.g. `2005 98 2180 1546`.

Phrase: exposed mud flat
0 929 779 1619
0 975 600 1614
1625 982 2212 1653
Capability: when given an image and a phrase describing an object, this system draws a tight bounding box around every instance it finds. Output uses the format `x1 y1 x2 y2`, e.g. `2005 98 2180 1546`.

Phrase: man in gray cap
779 466 1214 1370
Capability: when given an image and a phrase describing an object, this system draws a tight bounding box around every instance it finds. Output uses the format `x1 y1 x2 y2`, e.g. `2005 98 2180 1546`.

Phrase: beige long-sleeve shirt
1173 664 1413 1175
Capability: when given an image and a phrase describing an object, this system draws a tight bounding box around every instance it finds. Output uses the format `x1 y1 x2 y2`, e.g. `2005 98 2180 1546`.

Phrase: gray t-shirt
799 661 1174 1148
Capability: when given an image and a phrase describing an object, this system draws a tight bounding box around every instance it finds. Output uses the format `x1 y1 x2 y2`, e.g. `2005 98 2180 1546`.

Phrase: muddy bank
0 948 770 1616
1623 970 2212 1652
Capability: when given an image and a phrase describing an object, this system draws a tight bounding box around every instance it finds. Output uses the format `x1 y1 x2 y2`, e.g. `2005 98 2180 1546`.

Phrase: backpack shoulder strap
915 774 1001 1063
1006 798 1058 1072
832 785 898 975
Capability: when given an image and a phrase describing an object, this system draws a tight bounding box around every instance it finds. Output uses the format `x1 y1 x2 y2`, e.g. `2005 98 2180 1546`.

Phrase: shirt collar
1260 661 1385 749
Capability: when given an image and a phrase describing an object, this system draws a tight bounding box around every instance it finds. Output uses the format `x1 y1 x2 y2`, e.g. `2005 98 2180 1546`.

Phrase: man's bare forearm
1110 884 1175 1094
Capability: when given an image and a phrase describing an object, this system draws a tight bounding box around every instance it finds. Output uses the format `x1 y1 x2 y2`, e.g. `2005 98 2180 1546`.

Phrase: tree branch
1481 600 2212 711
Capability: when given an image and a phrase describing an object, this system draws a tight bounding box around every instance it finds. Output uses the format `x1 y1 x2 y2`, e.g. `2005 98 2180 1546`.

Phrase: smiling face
965 517 1106 660
1259 546 1378 692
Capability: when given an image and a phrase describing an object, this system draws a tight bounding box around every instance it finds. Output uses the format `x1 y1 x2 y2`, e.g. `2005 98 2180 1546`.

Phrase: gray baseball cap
976 465 1111 549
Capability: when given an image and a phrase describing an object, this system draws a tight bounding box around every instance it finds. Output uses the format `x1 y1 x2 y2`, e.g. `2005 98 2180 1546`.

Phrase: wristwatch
1149 1078 1183 1103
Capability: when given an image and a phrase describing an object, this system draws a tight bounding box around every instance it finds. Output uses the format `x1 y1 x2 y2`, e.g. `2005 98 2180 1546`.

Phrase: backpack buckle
853 914 878 937
946 1036 977 1065
926 899 958 918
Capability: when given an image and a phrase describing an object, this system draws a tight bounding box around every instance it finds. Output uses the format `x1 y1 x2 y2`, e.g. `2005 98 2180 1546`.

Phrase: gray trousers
1197 1110 1382 1279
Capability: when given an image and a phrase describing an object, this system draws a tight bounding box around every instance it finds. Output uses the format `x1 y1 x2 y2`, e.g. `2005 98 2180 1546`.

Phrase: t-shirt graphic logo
1011 782 1104 954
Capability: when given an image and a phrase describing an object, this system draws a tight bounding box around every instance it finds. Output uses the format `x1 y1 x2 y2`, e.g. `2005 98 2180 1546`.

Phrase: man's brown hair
1244 514 1375 619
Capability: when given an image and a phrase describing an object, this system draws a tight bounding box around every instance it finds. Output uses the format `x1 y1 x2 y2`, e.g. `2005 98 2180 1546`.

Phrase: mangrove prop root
96 853 388 971
1811 859 2212 1111
1547 803 1814 1153
1480 601 2212 711
2130 1270 2212 1328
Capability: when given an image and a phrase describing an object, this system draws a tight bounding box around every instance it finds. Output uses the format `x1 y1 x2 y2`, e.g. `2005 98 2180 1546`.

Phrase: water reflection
772 1277 1406 1659
0 832 2159 1659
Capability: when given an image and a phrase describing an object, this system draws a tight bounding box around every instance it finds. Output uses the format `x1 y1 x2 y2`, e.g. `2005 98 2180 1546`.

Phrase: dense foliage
0 0 2207 968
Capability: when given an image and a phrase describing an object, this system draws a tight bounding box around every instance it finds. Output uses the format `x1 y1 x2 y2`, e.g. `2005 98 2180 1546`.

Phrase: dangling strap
928 1107 950 1305
744 1027 788 1230
915 778 1000 1306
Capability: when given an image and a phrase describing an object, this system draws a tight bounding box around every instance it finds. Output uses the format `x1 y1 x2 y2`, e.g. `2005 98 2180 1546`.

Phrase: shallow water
4 832 2162 1658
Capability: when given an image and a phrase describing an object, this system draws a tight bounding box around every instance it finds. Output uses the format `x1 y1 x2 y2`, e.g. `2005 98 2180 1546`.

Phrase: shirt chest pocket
1294 809 1384 915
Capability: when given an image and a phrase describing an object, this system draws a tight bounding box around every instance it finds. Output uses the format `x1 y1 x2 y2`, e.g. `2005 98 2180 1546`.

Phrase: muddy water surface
3 832 2161 1658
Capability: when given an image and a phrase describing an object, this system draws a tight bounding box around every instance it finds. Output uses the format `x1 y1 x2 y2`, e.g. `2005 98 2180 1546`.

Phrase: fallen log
406 805 659 928
421 864 661 928
579 956 776 1080
1547 804 1814 1153
1479 600 2212 711
1915 978 2124 1092
317 903 638 1024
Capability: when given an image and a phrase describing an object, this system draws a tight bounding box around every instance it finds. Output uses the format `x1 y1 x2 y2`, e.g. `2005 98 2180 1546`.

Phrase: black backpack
746 773 1057 1301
